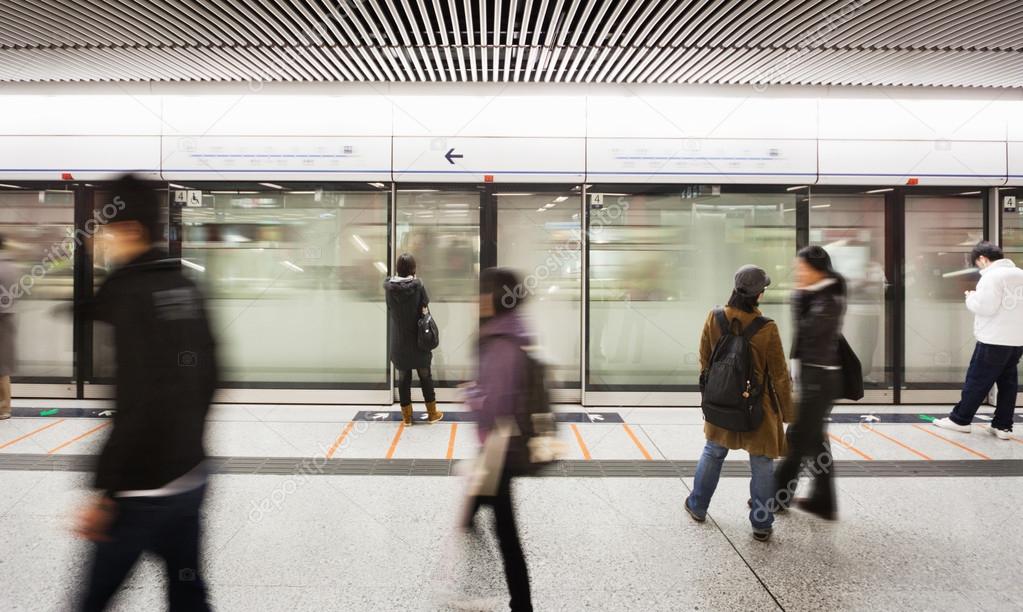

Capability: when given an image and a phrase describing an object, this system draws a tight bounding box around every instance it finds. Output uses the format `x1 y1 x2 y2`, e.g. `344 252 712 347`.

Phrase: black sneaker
684 496 705 523
793 498 837 521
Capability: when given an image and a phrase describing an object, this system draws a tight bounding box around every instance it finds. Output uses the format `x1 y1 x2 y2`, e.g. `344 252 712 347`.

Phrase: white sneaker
987 426 1012 440
933 417 971 433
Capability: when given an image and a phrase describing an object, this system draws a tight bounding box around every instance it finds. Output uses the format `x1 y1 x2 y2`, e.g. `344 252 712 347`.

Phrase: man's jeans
950 342 1023 431
79 484 211 612
689 440 775 530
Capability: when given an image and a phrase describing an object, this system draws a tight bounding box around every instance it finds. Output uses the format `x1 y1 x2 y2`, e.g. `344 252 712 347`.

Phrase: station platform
2 402 1022 611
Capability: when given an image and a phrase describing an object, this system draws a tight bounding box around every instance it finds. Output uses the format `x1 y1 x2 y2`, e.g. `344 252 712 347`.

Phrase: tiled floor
3 403 1021 462
1 403 1022 611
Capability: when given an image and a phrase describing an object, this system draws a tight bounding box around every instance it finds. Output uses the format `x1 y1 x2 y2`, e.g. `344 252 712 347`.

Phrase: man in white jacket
935 242 1023 439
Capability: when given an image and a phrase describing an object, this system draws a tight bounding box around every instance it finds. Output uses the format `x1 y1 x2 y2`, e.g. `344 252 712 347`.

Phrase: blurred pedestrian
464 267 534 612
75 174 219 612
385 252 442 425
686 265 793 542
934 241 1023 439
774 246 846 521
0 235 17 420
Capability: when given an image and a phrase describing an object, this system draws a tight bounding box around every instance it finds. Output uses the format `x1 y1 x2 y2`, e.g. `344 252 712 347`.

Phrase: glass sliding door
809 192 889 386
395 189 480 383
179 184 389 387
904 194 985 385
495 189 582 388
0 187 75 380
1000 187 1023 380
587 186 797 390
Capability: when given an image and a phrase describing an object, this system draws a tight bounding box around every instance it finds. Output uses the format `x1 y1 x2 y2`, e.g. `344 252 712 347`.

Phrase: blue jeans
689 440 775 530
950 342 1023 431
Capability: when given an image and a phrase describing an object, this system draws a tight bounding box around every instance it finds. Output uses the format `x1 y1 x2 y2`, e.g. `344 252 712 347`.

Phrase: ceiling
1 0 1021 87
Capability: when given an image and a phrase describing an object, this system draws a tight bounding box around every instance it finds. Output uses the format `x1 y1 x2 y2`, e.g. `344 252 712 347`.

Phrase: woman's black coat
384 276 433 370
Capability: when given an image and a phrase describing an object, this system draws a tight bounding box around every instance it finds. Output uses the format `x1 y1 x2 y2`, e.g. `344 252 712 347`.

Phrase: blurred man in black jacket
76 175 218 612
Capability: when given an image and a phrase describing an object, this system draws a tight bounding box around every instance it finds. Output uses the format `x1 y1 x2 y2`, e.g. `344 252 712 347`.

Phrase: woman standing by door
385 253 443 426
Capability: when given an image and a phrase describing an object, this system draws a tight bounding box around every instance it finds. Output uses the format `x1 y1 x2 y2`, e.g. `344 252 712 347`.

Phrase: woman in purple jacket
465 267 534 612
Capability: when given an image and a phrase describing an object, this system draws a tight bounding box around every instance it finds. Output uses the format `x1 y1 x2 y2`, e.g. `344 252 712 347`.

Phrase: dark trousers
775 366 840 514
950 342 1023 431
79 485 210 612
397 367 436 406
470 471 533 612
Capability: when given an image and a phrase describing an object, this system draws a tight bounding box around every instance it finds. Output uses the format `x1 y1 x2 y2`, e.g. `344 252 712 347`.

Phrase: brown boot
400 404 413 426
426 401 443 424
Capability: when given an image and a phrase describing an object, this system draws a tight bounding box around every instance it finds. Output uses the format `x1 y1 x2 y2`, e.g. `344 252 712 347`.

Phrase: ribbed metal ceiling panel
0 0 1021 87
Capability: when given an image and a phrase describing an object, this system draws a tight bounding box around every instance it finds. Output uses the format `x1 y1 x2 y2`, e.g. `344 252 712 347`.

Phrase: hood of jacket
383 275 422 301
479 310 531 347
981 258 1016 275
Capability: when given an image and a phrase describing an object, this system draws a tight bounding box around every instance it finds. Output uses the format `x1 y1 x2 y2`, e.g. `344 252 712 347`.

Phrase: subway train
1 83 1020 406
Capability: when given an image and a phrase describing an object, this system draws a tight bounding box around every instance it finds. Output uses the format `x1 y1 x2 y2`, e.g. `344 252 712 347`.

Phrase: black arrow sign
444 148 463 164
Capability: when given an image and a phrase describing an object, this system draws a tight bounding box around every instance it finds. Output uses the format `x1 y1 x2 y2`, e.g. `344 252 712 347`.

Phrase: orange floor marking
863 424 933 461
325 421 355 459
385 423 405 459
445 424 458 460
47 422 110 455
569 424 591 460
912 424 991 460
622 424 652 460
827 432 873 461
0 419 67 451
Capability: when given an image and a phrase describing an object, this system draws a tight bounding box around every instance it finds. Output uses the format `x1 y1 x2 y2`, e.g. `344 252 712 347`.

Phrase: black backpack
700 309 771 433
505 346 556 476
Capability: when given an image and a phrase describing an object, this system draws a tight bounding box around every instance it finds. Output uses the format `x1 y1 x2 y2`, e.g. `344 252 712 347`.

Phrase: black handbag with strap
838 334 864 401
417 310 439 351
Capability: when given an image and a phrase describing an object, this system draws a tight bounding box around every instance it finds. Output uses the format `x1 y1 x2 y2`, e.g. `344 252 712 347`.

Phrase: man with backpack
686 265 793 542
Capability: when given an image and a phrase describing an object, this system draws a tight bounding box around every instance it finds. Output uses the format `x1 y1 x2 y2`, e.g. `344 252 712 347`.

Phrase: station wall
0 82 1021 186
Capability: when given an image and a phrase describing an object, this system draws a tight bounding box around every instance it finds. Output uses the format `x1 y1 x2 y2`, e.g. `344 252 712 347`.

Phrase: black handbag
417 310 439 351
838 335 864 401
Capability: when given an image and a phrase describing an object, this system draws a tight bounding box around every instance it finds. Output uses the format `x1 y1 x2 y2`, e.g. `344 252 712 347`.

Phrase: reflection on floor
1 404 1021 611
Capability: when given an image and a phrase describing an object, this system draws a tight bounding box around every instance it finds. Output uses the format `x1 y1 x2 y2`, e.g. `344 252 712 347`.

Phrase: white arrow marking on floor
589 414 604 422
371 412 389 420
420 413 429 420
860 415 880 423
98 410 114 417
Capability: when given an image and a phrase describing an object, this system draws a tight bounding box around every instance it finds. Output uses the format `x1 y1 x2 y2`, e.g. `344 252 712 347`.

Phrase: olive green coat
699 307 794 459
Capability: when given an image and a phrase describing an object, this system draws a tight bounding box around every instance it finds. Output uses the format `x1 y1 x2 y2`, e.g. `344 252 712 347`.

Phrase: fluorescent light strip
180 259 206 273
259 182 284 189
0 184 23 189
786 185 809 191
865 188 894 194
168 183 187 189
